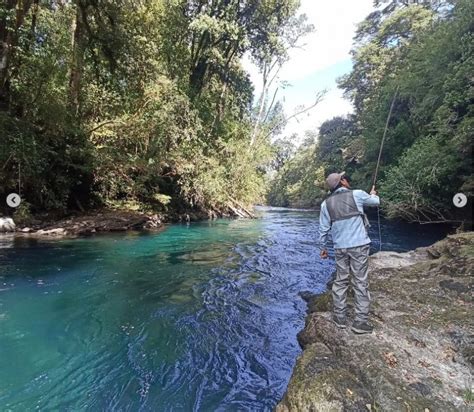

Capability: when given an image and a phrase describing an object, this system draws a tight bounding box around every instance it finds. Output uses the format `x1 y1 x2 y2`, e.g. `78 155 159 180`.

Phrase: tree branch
262 90 326 141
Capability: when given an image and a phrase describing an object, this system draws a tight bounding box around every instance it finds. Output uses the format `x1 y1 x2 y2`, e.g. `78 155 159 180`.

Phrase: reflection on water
0 208 448 410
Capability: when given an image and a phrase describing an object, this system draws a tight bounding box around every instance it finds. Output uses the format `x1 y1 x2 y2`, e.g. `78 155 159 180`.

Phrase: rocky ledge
0 204 256 238
0 210 166 237
277 232 473 412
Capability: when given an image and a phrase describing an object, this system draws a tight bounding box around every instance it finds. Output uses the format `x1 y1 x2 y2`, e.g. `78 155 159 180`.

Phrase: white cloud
279 0 374 82
242 0 374 143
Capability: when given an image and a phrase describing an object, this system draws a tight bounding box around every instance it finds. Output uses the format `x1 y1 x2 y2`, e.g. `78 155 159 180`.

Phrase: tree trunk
250 63 269 146
68 2 86 117
0 0 33 111
211 45 238 131
189 57 209 99
30 0 39 36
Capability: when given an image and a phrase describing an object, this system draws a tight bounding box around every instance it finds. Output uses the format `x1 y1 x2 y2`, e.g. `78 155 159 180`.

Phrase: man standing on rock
319 172 380 334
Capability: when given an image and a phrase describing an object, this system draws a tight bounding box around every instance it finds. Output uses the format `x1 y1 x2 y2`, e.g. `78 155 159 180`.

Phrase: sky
243 0 374 143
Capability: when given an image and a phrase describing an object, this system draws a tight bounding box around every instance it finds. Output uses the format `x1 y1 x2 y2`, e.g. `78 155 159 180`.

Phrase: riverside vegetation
0 2 473 410
0 0 312 223
1 1 471 227
268 0 473 224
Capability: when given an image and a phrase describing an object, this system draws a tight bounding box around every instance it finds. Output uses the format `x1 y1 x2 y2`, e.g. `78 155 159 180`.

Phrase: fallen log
228 197 256 218
227 203 245 218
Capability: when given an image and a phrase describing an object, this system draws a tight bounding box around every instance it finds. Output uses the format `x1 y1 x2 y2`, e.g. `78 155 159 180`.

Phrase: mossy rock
307 292 332 314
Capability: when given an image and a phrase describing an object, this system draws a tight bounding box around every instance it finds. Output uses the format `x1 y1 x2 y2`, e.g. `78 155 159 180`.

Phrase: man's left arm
354 188 380 207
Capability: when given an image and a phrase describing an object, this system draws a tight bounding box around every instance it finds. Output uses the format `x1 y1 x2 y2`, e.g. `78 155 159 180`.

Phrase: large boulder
277 232 474 412
0 217 16 232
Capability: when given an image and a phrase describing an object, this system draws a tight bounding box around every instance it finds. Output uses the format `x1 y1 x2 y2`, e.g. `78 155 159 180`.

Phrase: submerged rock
277 232 474 412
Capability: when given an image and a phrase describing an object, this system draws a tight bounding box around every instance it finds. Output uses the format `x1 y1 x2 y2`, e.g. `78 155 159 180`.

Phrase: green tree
340 0 473 221
1 0 311 218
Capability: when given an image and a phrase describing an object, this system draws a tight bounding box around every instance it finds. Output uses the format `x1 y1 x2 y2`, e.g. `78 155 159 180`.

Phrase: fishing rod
372 85 399 189
372 86 399 251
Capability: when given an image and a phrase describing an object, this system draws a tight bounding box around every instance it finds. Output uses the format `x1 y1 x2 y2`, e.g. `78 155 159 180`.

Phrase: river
0 207 448 411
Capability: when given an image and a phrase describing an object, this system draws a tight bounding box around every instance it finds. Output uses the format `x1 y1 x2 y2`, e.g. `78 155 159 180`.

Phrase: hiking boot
332 315 347 329
351 321 374 334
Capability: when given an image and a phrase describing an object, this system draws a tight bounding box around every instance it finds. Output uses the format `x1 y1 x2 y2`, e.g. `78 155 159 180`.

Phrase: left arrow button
6 193 21 208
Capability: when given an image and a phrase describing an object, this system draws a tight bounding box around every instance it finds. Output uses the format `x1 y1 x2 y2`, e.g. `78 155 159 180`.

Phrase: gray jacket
319 188 380 249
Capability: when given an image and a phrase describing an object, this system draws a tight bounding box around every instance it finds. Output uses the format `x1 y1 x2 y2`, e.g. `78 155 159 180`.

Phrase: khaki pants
333 244 371 322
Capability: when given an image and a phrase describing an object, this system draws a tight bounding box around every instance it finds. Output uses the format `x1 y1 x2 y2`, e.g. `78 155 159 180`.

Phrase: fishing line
377 203 382 251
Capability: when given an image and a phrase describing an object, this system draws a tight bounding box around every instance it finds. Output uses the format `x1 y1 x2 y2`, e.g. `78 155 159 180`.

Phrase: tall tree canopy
0 0 308 217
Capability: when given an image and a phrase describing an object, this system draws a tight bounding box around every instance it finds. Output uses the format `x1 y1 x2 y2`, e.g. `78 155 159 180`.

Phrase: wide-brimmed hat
325 171 345 190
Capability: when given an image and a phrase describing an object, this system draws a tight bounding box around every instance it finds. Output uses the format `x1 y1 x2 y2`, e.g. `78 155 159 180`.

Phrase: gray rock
35 228 67 236
0 217 16 232
369 250 423 270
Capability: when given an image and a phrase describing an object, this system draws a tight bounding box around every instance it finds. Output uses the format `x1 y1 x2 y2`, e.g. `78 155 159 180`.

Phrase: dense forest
0 0 311 220
268 0 473 224
1 0 472 224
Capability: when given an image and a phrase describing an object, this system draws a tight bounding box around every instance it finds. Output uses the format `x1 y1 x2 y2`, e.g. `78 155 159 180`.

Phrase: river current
0 207 448 411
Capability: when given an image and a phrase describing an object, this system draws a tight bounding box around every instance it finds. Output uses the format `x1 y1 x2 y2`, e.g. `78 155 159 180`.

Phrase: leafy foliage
267 132 324 208
353 0 474 221
0 0 306 216
269 0 472 223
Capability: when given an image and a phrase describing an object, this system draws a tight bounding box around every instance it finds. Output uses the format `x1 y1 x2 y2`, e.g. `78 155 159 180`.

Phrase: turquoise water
0 208 448 411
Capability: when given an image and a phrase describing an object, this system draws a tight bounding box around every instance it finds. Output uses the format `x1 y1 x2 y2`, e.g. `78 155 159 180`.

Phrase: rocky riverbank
277 232 473 412
0 205 256 238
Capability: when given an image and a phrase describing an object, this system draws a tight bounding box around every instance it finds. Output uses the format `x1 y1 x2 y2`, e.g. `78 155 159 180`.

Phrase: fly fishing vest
326 190 364 223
